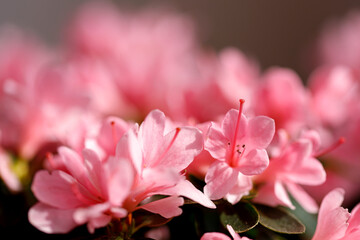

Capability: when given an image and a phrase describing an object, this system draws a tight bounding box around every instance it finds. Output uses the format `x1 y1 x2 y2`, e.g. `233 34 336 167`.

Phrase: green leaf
219 201 259 233
255 204 305 234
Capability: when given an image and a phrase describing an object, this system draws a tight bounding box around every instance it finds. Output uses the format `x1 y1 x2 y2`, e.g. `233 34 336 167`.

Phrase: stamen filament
316 137 345 157
110 121 117 147
155 127 181 166
230 99 245 167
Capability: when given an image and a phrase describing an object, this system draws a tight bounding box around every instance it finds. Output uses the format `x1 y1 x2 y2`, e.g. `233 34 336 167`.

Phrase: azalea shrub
1 1 360 240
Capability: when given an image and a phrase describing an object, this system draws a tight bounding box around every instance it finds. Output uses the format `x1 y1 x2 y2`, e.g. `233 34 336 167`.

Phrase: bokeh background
1 0 360 79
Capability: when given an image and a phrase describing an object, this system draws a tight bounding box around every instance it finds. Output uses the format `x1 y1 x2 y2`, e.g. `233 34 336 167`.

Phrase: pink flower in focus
29 110 214 234
312 188 351 240
29 146 134 233
204 100 275 203
201 225 252 240
254 130 326 213
115 110 215 211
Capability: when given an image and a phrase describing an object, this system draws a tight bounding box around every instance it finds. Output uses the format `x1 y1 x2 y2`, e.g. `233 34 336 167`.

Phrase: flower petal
31 170 84 209
237 149 269 175
157 127 203 171
105 157 134 206
139 110 166 167
248 116 275 149
138 196 184 218
160 179 216 209
204 161 238 200
28 203 77 234
312 188 350 240
286 182 318 213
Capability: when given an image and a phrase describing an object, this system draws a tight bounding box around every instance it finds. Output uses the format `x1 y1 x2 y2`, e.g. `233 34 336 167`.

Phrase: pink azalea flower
312 188 351 240
185 49 258 122
204 100 275 203
316 10 360 70
308 66 359 128
29 146 133 233
115 110 215 210
201 225 252 240
254 130 326 213
29 110 214 234
252 67 310 134
67 1 199 120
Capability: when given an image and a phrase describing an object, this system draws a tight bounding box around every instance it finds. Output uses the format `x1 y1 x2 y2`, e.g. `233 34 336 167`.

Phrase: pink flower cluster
0 1 360 239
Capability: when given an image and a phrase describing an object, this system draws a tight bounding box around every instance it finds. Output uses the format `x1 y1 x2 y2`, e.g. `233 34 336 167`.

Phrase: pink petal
247 116 275 149
204 161 238 200
138 196 184 218
286 157 326 186
139 110 166 167
253 182 293 209
237 149 269 175
159 179 216 209
205 123 228 161
73 203 112 233
105 157 134 206
274 181 294 209
286 182 318 213
227 225 244 240
58 147 90 189
312 188 350 240
157 127 203 171
222 110 248 143
82 149 105 197
201 232 231 240
97 116 130 155
225 174 252 204
346 203 360 235
28 203 77 234
116 129 143 174
31 170 84 209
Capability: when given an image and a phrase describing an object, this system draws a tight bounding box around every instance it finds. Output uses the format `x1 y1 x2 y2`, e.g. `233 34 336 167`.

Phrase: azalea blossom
312 188 360 240
29 110 214 234
204 100 275 203
253 130 326 213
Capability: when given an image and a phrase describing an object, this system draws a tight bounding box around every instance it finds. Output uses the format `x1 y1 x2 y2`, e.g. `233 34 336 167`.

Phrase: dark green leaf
255 204 305 234
219 201 259 233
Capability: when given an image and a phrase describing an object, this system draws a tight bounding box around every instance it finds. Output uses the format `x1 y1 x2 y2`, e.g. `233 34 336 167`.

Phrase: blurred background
1 0 360 79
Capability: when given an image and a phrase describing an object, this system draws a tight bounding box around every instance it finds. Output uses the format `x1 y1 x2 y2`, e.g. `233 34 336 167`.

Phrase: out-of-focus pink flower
253 67 310 134
204 100 275 203
201 225 252 240
67 1 199 120
185 49 258 122
254 130 326 213
316 11 360 71
308 66 360 128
